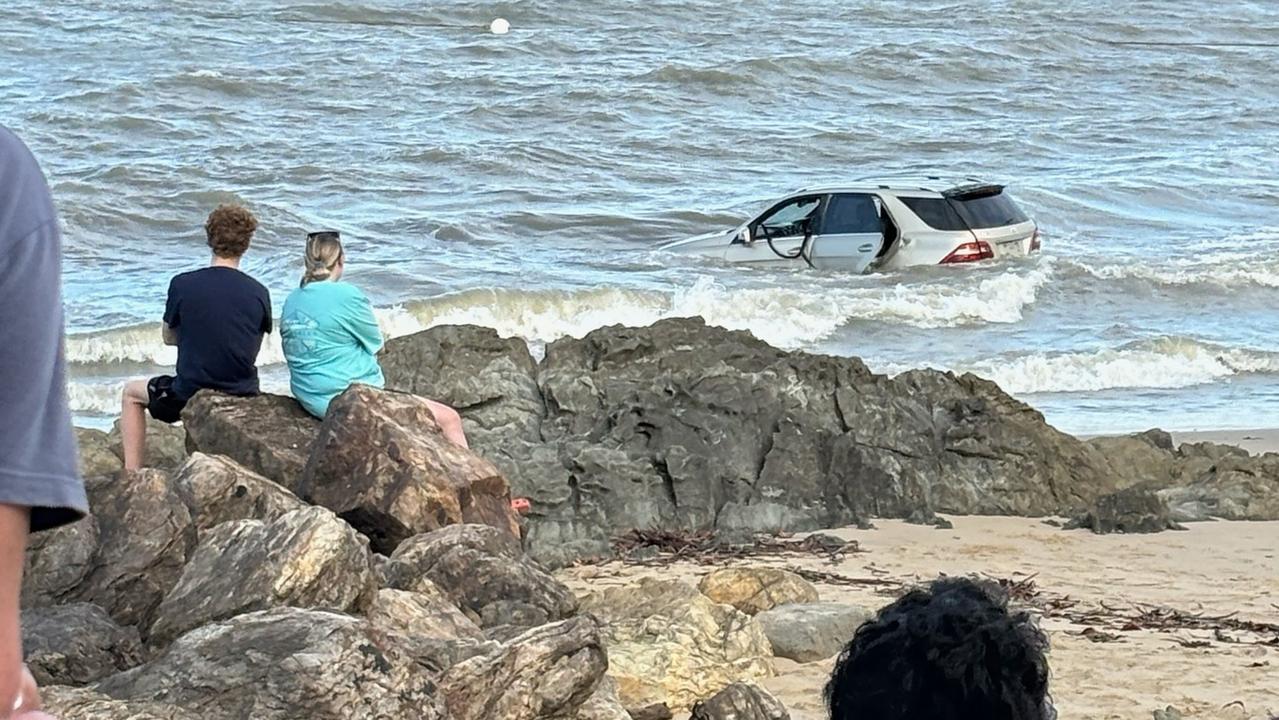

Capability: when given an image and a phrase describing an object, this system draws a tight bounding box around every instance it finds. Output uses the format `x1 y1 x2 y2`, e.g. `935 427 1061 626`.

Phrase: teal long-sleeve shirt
280 280 385 418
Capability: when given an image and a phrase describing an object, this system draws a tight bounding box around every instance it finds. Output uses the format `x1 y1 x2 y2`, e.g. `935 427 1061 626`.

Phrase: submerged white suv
661 178 1040 273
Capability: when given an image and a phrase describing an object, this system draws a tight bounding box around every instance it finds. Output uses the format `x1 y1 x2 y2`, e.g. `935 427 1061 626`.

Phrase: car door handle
858 243 875 252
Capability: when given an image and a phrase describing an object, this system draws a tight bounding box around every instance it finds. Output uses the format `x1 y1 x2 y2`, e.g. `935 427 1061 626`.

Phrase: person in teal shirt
280 231 468 447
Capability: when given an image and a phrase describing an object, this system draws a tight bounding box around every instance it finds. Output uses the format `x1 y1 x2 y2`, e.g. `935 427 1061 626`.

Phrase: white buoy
489 18 510 35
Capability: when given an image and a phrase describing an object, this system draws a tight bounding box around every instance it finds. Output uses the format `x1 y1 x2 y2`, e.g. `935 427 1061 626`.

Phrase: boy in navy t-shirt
119 204 272 470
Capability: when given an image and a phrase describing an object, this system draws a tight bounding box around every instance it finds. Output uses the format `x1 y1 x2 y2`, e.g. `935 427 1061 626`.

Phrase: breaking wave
65 269 1052 372
876 338 1279 395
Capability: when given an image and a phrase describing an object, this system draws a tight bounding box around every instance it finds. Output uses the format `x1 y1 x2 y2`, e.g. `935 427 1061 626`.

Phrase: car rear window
952 192 1030 229
901 192 1030 231
900 197 967 231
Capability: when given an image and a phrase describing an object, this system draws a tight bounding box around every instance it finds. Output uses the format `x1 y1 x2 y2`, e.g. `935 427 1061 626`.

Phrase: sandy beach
561 517 1279 720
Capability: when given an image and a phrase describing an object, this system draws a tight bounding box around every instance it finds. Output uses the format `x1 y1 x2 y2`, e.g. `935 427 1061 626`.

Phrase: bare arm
162 322 178 347
0 504 28 716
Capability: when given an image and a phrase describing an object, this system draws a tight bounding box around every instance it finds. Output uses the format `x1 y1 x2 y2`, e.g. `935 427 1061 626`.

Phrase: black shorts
147 375 188 424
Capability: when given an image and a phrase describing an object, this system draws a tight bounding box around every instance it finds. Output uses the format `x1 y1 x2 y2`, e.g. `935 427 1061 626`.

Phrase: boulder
43 687 197 720
690 683 790 720
1088 431 1181 490
1066 486 1186 534
386 524 577 629
150 506 373 645
755 603 871 663
698 568 819 616
22 515 99 608
579 577 774 710
365 587 496 672
75 427 122 478
1160 452 1279 521
95 608 445 719
171 453 306 534
22 604 145 686
72 473 197 628
182 392 319 493
108 417 188 470
299 385 520 554
439 616 608 720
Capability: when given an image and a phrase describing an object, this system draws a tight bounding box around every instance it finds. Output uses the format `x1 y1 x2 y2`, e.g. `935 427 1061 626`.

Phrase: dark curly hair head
205 203 258 259
825 578 1054 720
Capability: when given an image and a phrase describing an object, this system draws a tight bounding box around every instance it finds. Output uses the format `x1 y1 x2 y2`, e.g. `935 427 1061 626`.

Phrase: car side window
752 196 822 239
822 193 880 234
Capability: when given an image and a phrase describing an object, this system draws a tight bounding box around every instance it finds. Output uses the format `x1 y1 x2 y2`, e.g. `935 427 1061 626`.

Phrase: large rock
755 603 872 663
182 392 319 493
22 515 99 608
109 417 188 470
1088 431 1181 489
572 677 632 720
75 427 122 478
579 577 774 711
386 524 577 629
95 608 445 719
1160 451 1279 521
531 319 1119 563
150 506 373 645
299 385 520 554
698 568 819 616
172 453 307 534
43 687 197 720
365 587 496 673
1066 486 1185 534
690 683 790 720
66 473 197 628
22 604 145 686
439 616 608 720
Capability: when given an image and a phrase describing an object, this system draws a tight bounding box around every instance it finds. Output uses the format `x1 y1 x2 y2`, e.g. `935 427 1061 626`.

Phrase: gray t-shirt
0 126 88 531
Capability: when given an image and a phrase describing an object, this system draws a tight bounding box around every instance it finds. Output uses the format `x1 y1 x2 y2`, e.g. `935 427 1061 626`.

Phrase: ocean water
4 1 1278 434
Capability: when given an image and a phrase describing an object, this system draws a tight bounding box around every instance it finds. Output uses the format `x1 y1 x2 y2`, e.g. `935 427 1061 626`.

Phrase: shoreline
1173 429 1279 456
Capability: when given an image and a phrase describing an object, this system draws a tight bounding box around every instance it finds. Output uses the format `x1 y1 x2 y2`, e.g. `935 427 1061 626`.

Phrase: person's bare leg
120 380 150 471
426 400 468 449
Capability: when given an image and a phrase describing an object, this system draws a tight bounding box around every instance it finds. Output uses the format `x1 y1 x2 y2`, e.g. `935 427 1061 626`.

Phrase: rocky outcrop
43 687 198 720
51 473 197 628
755 603 871 663
299 385 520 554
95 608 445 720
75 428 122 478
109 417 188 470
572 677 632 720
172 453 307 534
379 319 1125 565
1160 450 1279 522
698 568 819 616
579 577 773 711
1066 486 1185 534
22 604 145 686
150 507 373 645
439 616 608 720
385 524 576 629
690 683 790 720
182 392 319 493
365 587 496 672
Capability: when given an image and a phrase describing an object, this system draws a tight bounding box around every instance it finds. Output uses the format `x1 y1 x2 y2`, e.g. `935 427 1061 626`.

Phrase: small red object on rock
511 497 531 514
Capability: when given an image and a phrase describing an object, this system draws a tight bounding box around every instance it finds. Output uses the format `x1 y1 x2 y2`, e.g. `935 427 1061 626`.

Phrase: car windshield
761 197 820 228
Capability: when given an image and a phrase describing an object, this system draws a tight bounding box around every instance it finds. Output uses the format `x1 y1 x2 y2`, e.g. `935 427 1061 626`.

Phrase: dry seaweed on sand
607 528 862 565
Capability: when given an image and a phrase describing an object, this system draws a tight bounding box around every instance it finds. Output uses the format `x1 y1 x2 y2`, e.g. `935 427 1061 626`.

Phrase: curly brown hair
205 204 258 258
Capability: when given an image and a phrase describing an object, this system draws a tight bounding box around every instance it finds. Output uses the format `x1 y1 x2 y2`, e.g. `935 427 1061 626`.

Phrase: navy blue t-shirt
164 266 272 400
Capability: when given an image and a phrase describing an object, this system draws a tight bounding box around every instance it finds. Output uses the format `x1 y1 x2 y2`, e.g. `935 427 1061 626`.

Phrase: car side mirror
738 227 752 244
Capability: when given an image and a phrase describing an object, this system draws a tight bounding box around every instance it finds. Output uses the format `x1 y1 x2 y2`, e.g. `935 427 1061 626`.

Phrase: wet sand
561 517 1279 720
1175 429 1279 457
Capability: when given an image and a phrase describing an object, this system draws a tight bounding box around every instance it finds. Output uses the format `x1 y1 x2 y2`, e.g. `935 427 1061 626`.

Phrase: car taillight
1030 229 1042 252
940 241 994 264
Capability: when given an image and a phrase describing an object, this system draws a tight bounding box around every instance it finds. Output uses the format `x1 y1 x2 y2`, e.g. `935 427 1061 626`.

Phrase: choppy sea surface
4 1 1278 434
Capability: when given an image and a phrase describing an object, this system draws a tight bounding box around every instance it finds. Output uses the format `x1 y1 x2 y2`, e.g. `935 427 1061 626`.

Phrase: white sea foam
875 338 1279 395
